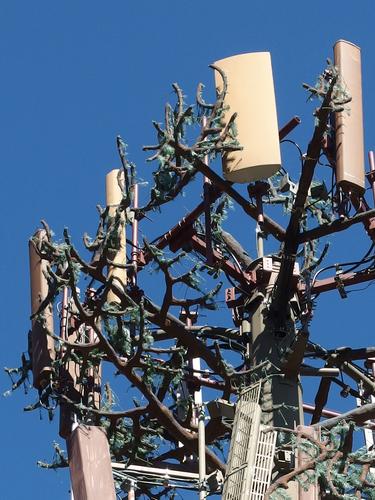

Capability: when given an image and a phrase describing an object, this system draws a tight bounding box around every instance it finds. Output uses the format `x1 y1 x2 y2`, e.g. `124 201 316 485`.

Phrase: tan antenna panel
334 40 365 194
29 229 55 388
213 52 281 183
68 425 116 500
106 169 127 303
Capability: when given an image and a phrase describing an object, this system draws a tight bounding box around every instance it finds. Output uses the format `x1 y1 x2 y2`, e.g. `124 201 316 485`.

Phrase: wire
311 245 375 287
224 269 251 297
280 139 304 165
344 243 375 274
191 232 251 296
304 183 336 211
317 152 334 168
346 279 375 294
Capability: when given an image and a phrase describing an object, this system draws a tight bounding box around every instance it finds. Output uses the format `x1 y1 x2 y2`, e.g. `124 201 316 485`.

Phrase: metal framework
21 42 375 500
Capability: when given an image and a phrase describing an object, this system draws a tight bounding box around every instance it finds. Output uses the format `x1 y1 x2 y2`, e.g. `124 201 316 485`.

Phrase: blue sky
1 1 375 499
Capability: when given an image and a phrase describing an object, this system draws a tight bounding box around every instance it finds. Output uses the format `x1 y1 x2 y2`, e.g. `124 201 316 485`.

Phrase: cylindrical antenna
213 52 281 183
106 169 127 303
29 228 55 389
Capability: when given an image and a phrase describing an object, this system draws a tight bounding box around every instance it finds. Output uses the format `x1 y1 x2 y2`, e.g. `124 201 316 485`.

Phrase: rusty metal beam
303 404 375 429
310 267 375 294
324 346 375 362
279 116 301 140
341 361 375 395
144 187 222 261
304 404 340 419
311 371 333 424
311 402 375 430
174 146 286 241
190 234 253 288
298 208 375 243
140 117 300 267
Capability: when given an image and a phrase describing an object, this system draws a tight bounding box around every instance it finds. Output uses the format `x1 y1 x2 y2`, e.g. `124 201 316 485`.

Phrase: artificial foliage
6 58 375 499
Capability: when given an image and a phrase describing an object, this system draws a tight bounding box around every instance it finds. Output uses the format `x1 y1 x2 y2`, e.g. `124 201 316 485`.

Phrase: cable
280 139 304 165
311 245 375 287
223 269 251 297
304 183 336 211
346 279 375 294
191 232 251 296
344 243 375 274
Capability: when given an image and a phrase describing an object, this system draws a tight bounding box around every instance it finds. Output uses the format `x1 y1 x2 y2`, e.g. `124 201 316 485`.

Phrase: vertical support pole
248 181 268 258
180 308 205 497
59 285 73 438
370 360 375 458
61 286 69 341
247 261 303 429
203 176 213 266
186 313 203 421
255 187 264 258
244 262 303 498
85 289 101 410
368 151 375 206
202 116 213 266
240 318 252 370
126 480 136 500
131 183 139 286
198 403 206 500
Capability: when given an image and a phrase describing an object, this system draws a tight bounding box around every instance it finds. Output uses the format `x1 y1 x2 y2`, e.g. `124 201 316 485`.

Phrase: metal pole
202 116 213 266
256 224 264 258
198 403 206 500
248 262 303 429
368 151 375 206
70 418 78 500
186 314 203 422
85 288 99 409
131 183 139 286
184 310 206 498
203 176 213 265
256 185 265 258
127 480 136 500
61 286 69 341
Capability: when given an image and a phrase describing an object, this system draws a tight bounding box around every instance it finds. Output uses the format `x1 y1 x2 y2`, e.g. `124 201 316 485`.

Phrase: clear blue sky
1 1 375 499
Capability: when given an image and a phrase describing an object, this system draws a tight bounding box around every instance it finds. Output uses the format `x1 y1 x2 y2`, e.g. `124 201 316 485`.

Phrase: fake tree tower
8 40 375 499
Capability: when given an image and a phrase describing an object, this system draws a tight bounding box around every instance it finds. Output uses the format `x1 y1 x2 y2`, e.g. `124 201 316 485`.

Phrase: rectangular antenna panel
213 52 281 183
334 40 365 194
29 229 55 388
247 425 277 498
68 425 116 500
223 382 277 499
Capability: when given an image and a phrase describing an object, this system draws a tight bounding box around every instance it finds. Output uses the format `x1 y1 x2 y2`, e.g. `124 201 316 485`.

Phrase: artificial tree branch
312 403 375 430
264 427 330 499
220 229 253 269
85 316 226 473
271 72 338 324
174 144 286 241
